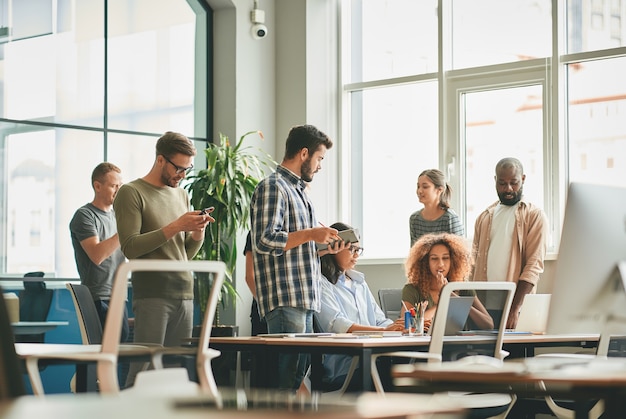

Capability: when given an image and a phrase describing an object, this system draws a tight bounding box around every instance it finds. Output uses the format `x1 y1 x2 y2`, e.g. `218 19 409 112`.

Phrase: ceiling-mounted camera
251 23 267 40
250 1 267 40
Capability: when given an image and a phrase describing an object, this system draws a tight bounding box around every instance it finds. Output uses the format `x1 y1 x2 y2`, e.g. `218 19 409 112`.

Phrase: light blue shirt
315 269 392 383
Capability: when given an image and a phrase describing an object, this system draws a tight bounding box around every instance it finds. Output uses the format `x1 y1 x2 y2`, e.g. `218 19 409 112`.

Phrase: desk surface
211 333 599 348
0 391 465 419
393 357 626 387
208 333 600 392
11 321 69 335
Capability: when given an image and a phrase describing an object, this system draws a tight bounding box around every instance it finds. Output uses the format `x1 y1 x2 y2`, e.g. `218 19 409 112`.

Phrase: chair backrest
17 272 53 343
0 288 26 399
378 288 402 320
428 281 516 362
104 259 225 357
66 283 103 344
95 259 225 393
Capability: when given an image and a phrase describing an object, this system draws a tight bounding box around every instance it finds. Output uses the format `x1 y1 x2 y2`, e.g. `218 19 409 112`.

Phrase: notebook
428 295 474 336
515 293 551 333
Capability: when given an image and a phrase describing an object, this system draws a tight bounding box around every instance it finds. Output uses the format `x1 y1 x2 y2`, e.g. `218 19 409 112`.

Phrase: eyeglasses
164 156 194 175
348 245 364 256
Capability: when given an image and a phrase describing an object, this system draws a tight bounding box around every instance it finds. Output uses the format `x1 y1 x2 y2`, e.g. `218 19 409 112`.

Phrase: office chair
0 289 26 400
17 271 52 344
371 281 517 419
378 288 402 320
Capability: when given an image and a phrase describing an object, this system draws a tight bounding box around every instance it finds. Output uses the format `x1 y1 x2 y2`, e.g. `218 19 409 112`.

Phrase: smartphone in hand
200 207 214 215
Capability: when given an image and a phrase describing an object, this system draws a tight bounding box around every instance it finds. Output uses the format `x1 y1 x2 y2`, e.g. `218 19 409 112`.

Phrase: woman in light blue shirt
315 222 404 392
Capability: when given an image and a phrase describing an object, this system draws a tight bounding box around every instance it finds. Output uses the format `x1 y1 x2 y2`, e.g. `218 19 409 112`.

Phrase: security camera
250 3 267 40
251 23 268 39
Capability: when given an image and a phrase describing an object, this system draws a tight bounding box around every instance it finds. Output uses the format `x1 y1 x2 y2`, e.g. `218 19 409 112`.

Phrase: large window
343 0 626 260
0 1 211 276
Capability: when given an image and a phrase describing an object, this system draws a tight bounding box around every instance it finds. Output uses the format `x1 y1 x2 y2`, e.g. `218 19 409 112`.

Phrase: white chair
371 281 517 419
535 328 626 418
301 355 360 398
24 259 225 407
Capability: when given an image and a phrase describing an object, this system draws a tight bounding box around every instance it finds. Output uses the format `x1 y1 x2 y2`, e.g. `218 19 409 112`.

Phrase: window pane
107 0 197 134
1 126 104 275
354 82 438 258
567 57 626 187
452 0 552 69
464 86 545 240
1 0 105 126
107 133 158 182
347 0 438 83
568 0 626 53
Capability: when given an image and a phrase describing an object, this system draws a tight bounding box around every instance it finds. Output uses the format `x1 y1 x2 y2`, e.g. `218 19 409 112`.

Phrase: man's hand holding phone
199 207 215 224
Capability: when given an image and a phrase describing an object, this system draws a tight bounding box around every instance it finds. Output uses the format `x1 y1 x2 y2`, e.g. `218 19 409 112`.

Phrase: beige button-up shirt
471 199 548 287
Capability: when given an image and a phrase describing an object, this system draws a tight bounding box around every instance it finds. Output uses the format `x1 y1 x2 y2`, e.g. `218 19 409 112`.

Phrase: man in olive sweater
114 131 214 387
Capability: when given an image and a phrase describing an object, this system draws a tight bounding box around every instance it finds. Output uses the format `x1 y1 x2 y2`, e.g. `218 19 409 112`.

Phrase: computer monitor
546 182 626 335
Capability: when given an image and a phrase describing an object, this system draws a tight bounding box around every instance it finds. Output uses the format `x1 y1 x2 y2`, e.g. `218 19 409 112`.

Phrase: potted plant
185 131 275 328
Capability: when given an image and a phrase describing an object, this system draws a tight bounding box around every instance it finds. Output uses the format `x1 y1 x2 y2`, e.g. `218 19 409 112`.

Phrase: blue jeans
264 306 313 391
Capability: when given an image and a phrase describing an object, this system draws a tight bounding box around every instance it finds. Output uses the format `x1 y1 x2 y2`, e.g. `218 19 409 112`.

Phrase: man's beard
498 186 523 206
161 170 181 188
301 157 314 183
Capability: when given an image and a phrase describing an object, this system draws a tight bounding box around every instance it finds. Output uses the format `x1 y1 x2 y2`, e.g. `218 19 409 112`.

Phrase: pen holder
414 314 424 336
404 311 424 336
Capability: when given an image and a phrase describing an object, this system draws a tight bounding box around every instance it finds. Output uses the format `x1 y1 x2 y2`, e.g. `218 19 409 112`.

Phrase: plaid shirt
250 165 321 318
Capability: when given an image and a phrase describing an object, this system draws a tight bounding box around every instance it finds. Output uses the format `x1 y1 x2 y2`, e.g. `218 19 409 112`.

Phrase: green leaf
184 130 277 315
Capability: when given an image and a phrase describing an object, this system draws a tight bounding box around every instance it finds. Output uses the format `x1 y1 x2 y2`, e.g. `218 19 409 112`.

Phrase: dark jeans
250 299 267 336
94 299 130 343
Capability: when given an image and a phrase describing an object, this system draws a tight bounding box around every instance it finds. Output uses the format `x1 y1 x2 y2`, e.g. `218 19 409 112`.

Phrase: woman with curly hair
401 233 493 332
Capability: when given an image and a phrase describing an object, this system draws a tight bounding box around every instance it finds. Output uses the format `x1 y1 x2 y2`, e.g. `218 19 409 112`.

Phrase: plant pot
193 324 239 338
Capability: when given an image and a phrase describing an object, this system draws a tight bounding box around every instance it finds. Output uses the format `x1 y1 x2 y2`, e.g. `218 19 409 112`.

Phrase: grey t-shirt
69 203 125 300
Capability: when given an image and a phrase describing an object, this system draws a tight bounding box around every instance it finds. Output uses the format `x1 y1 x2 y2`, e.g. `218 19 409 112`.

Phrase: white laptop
515 293 551 333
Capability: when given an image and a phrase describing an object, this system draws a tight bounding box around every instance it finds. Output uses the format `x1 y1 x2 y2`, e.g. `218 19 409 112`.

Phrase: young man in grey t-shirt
70 162 129 342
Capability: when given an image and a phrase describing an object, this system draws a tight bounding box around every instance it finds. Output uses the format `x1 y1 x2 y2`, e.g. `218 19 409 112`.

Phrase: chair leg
96 360 120 394
25 358 45 396
197 358 223 409
370 354 386 394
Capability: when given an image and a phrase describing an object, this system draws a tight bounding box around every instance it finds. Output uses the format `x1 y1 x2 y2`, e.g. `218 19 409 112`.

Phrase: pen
402 300 411 312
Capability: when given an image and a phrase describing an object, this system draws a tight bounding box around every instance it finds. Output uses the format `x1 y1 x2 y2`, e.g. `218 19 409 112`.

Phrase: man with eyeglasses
114 131 214 388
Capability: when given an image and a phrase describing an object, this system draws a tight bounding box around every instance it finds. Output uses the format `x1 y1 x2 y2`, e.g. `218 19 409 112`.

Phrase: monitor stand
597 261 626 356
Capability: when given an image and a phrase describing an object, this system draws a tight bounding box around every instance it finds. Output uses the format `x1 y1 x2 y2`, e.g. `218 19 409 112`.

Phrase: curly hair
404 233 473 298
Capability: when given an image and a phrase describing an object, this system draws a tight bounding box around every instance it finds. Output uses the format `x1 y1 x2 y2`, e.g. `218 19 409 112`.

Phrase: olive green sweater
113 178 203 299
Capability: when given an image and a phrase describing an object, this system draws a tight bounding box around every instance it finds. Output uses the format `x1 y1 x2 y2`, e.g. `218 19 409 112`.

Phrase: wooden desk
11 321 69 335
0 391 465 419
209 333 600 392
391 357 626 419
